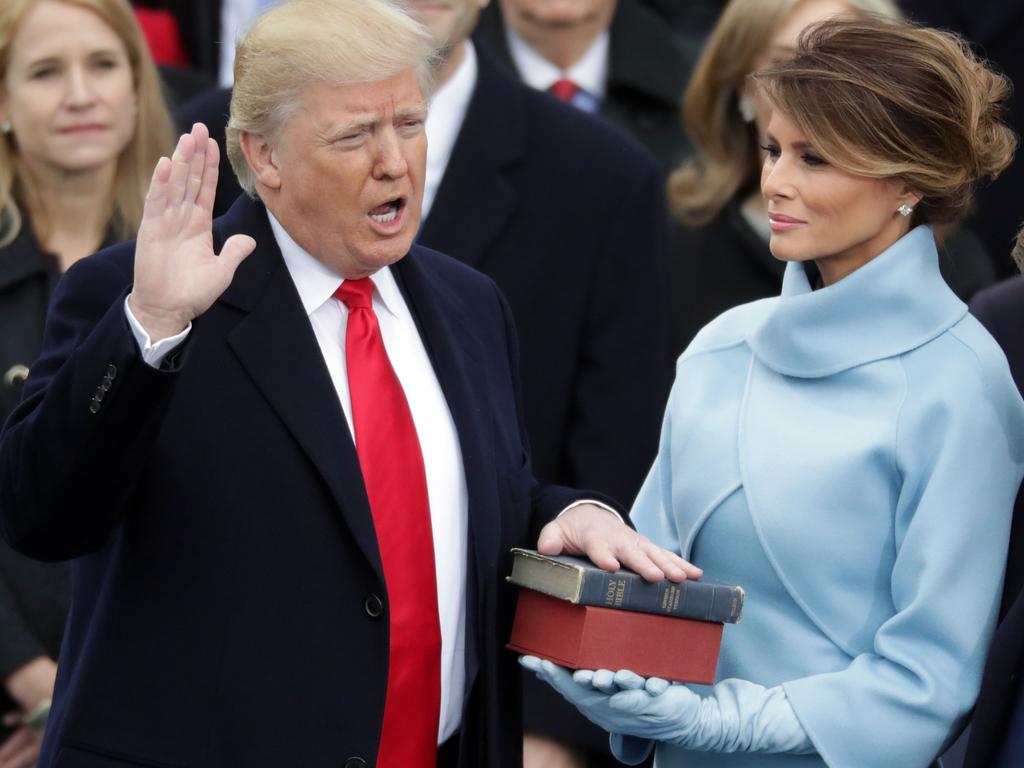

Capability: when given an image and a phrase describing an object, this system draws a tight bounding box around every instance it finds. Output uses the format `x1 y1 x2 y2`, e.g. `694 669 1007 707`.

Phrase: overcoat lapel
418 53 524 268
214 198 383 579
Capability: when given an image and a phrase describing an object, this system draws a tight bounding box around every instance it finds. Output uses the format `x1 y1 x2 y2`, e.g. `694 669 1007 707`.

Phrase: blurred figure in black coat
473 0 696 175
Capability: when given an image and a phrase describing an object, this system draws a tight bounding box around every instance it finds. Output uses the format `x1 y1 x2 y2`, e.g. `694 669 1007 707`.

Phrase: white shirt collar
505 25 609 98
266 208 404 320
423 42 479 218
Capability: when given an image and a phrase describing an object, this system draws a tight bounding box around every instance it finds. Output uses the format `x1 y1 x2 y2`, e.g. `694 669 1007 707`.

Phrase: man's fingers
643 543 701 583
142 156 172 221
167 132 196 204
219 235 256 273
536 519 568 556
195 137 221 214
182 124 209 205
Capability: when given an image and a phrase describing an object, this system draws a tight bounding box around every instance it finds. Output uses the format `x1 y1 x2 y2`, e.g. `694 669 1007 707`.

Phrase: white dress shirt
505 25 610 100
126 210 469 742
423 43 479 219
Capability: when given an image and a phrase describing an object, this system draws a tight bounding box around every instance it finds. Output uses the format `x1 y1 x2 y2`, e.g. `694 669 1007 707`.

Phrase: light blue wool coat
622 226 1024 767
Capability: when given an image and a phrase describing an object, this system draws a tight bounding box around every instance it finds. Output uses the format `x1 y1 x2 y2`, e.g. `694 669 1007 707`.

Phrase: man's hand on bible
536 503 700 583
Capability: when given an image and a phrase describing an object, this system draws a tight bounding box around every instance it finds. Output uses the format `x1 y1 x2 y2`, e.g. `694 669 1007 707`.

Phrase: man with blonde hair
0 1 694 767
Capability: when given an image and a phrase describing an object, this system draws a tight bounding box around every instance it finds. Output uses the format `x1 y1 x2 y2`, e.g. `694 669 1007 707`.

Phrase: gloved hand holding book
520 656 814 761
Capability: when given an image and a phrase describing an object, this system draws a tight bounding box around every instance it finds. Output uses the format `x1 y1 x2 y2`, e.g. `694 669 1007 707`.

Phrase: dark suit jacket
0 196 598 768
0 230 69 738
964 275 1024 767
473 2 696 175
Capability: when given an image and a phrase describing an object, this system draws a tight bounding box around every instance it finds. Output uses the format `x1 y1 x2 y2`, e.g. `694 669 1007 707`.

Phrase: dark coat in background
964 276 1024 767
0 196 600 768
0 230 68 739
473 1 696 176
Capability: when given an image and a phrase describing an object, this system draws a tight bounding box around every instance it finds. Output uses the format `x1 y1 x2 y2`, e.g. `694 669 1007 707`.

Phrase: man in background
473 0 696 174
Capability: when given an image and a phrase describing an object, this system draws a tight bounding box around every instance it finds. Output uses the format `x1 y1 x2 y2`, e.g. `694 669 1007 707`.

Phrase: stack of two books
506 548 744 684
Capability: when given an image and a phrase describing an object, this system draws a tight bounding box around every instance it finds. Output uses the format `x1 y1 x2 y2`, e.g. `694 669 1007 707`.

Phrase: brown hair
0 0 174 246
754 16 1016 227
668 0 901 228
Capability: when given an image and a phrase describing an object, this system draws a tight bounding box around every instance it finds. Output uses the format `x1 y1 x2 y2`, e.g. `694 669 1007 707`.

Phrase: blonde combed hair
668 0 901 228
755 17 1016 227
226 0 438 197
0 0 174 247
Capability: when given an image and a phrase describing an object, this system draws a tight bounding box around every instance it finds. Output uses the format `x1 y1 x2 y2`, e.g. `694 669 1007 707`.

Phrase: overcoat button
95 388 105 402
106 364 117 378
343 758 367 768
364 594 383 618
89 401 100 414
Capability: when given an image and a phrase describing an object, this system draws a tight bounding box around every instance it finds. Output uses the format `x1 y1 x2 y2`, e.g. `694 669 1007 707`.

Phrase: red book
507 589 723 684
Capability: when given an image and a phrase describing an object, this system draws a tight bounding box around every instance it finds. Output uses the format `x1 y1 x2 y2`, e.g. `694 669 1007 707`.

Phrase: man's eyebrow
394 104 428 119
320 116 378 141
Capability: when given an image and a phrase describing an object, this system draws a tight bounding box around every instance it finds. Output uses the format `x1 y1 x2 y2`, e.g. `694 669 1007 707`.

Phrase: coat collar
417 50 525 267
748 226 966 378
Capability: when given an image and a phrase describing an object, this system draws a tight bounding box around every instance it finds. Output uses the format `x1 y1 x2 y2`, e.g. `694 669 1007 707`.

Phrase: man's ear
240 131 282 191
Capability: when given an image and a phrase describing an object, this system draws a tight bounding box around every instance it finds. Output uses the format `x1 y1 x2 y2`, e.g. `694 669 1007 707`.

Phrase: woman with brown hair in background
666 0 996 355
0 1 172 764
526 16 1024 768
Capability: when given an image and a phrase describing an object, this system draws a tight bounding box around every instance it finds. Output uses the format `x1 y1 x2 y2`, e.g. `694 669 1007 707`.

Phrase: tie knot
335 278 374 310
549 78 580 102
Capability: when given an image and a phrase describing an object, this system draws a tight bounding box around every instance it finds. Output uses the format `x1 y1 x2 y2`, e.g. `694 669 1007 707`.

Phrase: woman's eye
30 67 57 79
759 144 780 159
802 153 828 167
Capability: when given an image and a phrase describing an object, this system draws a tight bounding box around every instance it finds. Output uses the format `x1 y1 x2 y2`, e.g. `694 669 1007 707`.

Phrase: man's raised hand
128 123 256 342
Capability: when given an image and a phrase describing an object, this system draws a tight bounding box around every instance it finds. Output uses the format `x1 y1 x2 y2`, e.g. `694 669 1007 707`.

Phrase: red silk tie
549 78 581 102
335 278 441 768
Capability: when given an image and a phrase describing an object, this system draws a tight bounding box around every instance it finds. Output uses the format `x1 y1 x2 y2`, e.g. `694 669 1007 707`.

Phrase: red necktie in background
549 78 581 102
336 278 441 768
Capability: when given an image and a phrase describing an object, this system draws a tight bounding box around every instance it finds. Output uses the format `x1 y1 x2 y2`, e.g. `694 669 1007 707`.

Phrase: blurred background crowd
0 1 1022 767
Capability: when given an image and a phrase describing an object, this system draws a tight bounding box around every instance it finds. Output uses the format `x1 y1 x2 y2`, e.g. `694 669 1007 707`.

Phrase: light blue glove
520 656 815 756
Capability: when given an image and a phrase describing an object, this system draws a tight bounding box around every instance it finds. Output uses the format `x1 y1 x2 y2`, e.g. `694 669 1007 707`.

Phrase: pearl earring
897 203 914 217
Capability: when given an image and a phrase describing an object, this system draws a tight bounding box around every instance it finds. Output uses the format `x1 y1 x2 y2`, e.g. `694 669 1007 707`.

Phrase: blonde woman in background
666 0 996 354
0 1 171 764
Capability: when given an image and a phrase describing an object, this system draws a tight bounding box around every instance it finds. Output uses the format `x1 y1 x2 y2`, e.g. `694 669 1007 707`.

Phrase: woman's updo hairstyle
753 16 1016 226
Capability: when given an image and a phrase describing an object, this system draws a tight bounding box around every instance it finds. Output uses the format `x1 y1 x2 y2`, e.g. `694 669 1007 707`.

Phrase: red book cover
507 588 724 685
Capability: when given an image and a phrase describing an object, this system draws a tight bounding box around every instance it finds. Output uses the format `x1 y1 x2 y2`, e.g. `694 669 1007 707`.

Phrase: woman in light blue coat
524 17 1024 768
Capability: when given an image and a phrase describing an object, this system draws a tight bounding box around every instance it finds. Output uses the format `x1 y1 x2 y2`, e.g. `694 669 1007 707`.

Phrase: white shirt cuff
124 295 191 369
558 499 625 525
